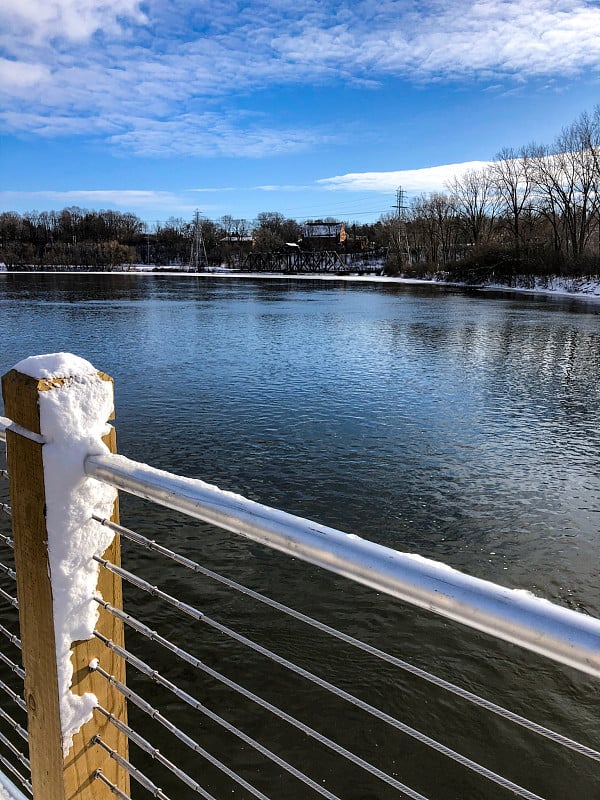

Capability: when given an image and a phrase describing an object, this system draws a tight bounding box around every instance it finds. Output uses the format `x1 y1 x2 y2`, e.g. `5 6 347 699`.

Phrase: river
1 273 599 799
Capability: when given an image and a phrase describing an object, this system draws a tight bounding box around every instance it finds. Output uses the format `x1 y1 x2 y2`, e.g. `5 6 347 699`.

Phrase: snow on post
2 354 129 800
14 354 115 751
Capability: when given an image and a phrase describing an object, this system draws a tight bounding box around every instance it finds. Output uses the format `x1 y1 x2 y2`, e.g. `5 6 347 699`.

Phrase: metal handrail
0 418 43 445
4 415 600 668
85 451 600 679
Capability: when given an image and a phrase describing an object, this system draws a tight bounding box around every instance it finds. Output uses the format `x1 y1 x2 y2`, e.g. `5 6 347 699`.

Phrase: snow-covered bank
480 275 600 300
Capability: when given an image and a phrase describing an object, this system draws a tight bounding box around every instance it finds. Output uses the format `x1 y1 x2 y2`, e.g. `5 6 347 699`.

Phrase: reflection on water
1 274 600 799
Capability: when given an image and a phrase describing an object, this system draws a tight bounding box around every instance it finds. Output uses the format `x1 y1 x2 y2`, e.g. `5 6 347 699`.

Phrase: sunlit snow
13 353 117 756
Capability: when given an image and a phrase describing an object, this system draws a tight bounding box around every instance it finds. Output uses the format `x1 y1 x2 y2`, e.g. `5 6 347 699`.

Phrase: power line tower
190 210 209 272
394 187 408 218
392 186 411 267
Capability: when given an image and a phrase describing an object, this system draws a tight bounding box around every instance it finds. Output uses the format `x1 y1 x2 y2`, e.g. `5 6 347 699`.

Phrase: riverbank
3 267 600 302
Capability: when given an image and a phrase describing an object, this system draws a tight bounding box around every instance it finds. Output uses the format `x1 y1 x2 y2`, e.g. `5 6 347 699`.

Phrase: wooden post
2 366 129 800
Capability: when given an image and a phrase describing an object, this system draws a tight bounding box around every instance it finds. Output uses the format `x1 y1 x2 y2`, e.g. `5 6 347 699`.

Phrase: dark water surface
1 273 600 799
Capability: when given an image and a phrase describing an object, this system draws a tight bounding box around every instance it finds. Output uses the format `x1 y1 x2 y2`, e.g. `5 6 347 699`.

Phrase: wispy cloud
1 1 600 157
0 189 200 214
108 114 336 158
0 159 488 219
0 57 50 91
318 161 493 194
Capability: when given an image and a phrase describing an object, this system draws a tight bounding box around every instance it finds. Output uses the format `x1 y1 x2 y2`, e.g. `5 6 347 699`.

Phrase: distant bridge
240 250 385 274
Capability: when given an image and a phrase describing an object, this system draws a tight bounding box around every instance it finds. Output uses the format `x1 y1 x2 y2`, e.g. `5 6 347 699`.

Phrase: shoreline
2 268 600 303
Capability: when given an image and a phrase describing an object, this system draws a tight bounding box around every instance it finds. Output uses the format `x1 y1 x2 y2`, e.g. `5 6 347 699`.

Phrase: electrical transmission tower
394 187 408 218
190 210 209 272
392 186 411 267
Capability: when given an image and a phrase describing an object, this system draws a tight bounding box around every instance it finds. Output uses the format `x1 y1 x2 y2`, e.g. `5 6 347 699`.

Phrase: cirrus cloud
1 0 600 158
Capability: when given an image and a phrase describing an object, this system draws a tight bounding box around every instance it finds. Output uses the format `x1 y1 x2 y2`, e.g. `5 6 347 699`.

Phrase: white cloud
1 0 600 157
0 110 117 136
256 184 313 192
270 0 600 80
0 189 194 211
0 58 50 91
108 113 336 158
318 161 493 193
0 0 146 44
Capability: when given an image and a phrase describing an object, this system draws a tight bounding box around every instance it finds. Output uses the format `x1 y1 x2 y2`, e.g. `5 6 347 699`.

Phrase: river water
0 273 599 799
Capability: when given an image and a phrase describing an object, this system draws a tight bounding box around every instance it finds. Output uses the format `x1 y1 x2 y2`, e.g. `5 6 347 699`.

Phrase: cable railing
0 477 30 800
88 556 581 800
83 451 600 679
1 358 600 800
91 517 600 762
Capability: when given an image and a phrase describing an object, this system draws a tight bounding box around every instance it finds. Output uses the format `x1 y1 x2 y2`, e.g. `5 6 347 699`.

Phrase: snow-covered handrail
84 449 600 681
0 417 44 445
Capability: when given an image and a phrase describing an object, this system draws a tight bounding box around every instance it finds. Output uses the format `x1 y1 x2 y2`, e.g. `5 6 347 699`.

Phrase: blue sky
1 0 599 226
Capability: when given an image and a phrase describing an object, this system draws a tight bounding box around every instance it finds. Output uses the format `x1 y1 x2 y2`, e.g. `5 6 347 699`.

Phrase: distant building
220 234 255 248
301 221 347 250
220 233 255 267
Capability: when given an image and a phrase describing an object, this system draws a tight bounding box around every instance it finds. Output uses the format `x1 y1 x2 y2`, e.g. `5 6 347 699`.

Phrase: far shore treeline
2 106 600 283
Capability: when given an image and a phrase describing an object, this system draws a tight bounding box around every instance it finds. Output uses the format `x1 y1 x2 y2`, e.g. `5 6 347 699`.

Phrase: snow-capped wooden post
2 355 129 800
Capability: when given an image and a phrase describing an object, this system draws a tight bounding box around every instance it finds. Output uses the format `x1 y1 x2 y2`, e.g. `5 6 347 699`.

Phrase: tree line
385 105 600 282
1 106 599 280
0 208 328 270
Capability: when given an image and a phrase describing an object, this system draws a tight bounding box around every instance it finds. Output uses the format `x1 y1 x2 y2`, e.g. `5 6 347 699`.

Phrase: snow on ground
483 275 600 299
191 271 600 299
0 773 27 800
13 353 117 756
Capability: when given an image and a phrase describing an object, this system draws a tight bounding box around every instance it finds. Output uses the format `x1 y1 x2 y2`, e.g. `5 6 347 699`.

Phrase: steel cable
0 753 32 796
94 770 131 800
96 607 430 800
0 729 30 773
92 664 273 800
0 624 21 651
97 706 218 800
96 556 545 800
0 678 26 714
0 563 17 582
0 707 28 743
93 635 351 800
0 533 13 549
0 587 18 610
94 516 600 762
0 652 24 681
93 735 171 799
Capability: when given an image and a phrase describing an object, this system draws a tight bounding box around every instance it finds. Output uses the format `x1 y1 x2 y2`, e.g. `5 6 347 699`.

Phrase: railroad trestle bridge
240 250 385 274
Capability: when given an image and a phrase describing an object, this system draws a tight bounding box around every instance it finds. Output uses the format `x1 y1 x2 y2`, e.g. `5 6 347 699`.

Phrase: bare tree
530 112 600 264
446 168 498 247
490 146 535 265
409 193 459 267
